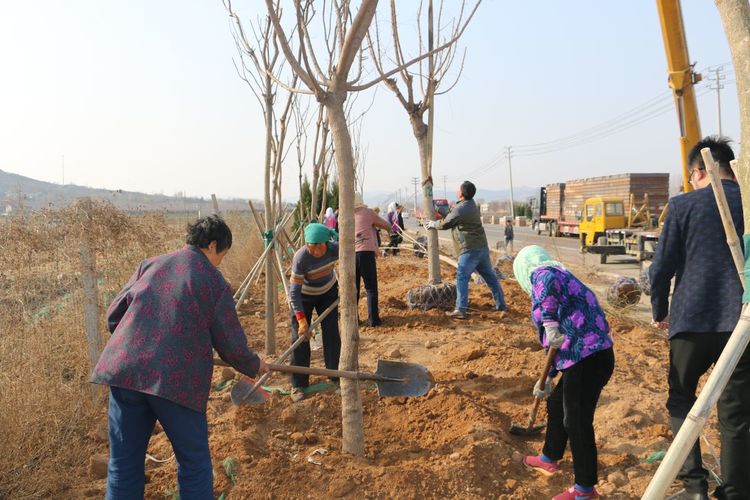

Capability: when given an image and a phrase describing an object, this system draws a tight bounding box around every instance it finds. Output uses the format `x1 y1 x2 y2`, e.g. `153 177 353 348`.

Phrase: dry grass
0 202 263 498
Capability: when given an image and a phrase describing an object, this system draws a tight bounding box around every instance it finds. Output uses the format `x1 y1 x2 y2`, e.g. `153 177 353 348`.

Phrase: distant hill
0 169 259 214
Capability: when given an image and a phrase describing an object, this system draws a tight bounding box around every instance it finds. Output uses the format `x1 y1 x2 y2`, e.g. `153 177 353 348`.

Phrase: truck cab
579 197 626 246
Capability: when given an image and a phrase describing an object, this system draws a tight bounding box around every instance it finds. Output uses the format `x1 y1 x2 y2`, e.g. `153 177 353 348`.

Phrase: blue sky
0 1 739 202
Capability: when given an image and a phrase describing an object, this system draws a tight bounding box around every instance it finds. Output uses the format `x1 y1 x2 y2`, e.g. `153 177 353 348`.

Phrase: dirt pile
62 254 720 499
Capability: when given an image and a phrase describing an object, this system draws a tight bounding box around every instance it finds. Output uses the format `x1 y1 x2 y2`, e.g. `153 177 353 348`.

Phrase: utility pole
61 155 65 185
442 175 448 199
411 177 419 214
708 66 726 136
506 146 516 220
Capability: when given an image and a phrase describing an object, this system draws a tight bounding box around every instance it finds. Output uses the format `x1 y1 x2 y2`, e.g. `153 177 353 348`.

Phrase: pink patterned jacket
91 245 261 412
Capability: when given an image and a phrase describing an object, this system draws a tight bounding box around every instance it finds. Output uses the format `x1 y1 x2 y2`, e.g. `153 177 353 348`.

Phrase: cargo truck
530 173 670 263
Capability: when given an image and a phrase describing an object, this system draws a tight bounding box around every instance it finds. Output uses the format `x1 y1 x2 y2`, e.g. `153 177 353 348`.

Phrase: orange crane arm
656 0 702 193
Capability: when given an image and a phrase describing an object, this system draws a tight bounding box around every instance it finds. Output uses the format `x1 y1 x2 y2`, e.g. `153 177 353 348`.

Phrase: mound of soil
64 254 720 499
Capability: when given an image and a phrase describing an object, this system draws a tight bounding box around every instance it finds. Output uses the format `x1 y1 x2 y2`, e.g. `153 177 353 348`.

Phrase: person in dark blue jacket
649 136 750 500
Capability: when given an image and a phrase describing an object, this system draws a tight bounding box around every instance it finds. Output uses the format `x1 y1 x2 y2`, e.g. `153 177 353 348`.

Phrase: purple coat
530 266 613 375
91 245 261 412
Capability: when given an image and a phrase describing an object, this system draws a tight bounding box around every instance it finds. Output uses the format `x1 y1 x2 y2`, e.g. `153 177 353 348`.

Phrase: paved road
403 216 655 321
403 218 643 280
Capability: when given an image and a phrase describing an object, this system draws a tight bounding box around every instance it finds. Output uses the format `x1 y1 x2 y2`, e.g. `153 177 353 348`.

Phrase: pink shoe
552 485 599 500
523 455 560 476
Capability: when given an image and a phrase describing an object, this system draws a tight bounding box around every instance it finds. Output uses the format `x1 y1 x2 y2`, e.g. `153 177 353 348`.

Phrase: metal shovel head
374 359 433 397
230 378 270 406
509 422 546 436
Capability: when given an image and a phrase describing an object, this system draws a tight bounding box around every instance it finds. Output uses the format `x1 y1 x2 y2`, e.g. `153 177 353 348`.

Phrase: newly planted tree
225 0 299 354
263 0 474 454
369 0 481 283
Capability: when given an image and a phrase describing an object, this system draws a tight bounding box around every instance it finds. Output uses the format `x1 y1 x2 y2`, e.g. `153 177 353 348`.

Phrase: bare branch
350 0 481 92
294 1 327 93
434 48 467 96
335 0 378 84
264 0 320 92
389 0 412 86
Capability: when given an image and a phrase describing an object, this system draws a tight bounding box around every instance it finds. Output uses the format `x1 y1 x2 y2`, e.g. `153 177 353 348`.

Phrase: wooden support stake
77 198 102 401
211 194 221 216
702 148 746 289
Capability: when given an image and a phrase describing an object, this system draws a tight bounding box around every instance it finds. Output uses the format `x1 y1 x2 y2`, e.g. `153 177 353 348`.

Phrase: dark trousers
388 233 401 255
543 348 615 488
356 251 381 326
668 332 750 498
290 286 341 388
106 387 212 500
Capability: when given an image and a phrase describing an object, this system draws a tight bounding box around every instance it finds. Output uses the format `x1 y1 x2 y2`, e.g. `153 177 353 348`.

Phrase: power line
456 62 735 182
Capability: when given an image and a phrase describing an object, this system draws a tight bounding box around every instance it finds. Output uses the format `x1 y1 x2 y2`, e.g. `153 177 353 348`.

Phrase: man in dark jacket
649 136 750 500
426 180 506 319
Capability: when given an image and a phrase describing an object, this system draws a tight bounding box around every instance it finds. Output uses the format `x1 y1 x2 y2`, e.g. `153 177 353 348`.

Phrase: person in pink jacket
323 207 337 229
354 193 391 326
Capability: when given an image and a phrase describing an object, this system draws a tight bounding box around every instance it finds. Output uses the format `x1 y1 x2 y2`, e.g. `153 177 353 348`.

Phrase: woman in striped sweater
288 223 340 402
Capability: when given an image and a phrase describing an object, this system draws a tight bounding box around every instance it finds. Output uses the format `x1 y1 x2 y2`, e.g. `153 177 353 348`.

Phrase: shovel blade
375 359 433 397
509 422 546 436
230 379 270 405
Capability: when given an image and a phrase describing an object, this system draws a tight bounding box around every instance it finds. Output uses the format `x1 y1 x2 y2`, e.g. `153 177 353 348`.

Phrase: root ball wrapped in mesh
405 283 457 311
606 276 642 308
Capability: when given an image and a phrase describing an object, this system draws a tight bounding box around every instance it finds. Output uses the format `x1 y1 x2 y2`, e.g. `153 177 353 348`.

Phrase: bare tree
225 0 299 354
716 0 750 217
369 0 481 284
263 0 472 455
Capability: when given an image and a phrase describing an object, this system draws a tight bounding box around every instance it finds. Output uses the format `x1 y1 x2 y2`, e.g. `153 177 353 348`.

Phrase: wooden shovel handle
267 363 403 383
227 298 340 402
536 347 558 390
527 347 558 429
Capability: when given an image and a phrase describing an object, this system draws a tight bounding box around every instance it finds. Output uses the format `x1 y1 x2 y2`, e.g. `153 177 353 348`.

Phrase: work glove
533 377 553 399
296 316 311 341
425 220 438 230
257 357 269 375
544 324 566 349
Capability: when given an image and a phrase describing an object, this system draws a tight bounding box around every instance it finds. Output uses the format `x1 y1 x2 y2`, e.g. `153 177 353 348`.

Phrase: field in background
0 202 262 498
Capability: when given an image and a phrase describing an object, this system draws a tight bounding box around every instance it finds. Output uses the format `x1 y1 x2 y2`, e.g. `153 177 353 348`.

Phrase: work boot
552 485 599 500
446 309 467 320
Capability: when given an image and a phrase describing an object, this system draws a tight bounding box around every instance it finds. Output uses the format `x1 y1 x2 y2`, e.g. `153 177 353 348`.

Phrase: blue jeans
106 386 213 500
455 247 506 313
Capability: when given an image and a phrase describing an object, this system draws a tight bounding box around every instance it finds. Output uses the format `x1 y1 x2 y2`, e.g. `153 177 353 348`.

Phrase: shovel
231 359 433 405
225 298 339 405
509 347 558 436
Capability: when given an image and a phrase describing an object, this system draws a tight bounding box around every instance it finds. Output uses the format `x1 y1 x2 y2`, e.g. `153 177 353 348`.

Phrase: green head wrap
512 245 566 296
304 223 337 244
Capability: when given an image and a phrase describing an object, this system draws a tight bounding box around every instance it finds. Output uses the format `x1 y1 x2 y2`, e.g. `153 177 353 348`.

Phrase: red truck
415 198 450 220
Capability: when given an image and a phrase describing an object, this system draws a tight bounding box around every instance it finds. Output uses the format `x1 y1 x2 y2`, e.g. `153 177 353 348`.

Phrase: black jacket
649 180 744 338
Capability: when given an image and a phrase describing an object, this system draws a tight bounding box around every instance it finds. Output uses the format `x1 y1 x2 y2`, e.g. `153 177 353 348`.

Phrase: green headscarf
512 245 566 296
304 223 338 244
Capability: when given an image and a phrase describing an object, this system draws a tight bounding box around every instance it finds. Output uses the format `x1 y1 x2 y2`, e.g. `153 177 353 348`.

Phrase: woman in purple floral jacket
92 215 267 500
513 245 615 500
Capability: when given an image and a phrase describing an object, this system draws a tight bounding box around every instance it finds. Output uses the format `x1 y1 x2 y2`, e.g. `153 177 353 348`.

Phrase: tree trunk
310 170 319 222
263 86 276 355
326 95 364 456
716 0 750 223
412 117 442 284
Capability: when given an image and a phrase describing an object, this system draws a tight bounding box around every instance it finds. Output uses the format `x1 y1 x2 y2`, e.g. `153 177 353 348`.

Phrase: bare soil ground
64 254 720 499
